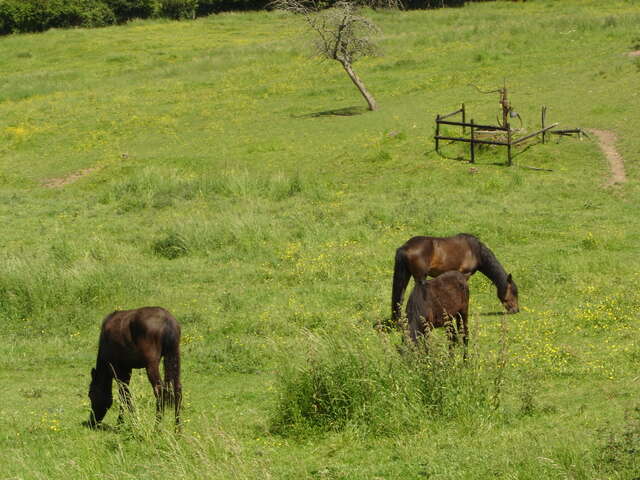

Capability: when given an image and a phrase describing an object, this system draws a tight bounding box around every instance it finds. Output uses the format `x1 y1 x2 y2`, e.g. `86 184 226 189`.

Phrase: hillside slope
1 1 639 478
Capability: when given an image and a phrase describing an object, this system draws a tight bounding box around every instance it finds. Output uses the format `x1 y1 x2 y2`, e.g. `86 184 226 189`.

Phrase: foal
405 271 470 359
86 306 182 429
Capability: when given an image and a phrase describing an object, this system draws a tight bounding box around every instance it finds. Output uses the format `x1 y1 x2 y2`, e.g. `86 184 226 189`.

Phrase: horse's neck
95 359 114 383
478 256 508 293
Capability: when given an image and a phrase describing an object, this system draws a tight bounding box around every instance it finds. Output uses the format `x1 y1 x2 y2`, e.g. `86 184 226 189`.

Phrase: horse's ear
507 273 513 283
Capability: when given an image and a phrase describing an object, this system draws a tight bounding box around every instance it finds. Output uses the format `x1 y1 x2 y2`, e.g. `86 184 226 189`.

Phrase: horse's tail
391 247 411 322
162 322 181 414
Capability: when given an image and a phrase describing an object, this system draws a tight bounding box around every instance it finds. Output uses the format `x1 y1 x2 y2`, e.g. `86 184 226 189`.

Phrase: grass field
1 0 640 478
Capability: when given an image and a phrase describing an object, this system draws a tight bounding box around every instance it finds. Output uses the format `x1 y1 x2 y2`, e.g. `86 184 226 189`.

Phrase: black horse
86 307 182 429
392 233 519 322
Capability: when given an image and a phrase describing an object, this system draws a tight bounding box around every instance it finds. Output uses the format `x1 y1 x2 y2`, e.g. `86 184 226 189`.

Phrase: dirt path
628 50 640 57
588 129 626 186
41 167 100 188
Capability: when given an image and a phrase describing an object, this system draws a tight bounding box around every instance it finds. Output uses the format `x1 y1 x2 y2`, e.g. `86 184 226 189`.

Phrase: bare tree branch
271 0 388 110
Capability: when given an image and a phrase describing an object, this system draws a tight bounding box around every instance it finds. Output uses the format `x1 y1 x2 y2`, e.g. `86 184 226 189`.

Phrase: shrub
159 0 197 19
402 0 465 8
0 0 115 34
80 1 117 27
104 0 157 22
197 0 269 15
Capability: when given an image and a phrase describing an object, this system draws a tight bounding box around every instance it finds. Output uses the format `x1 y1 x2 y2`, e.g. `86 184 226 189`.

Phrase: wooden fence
434 104 558 166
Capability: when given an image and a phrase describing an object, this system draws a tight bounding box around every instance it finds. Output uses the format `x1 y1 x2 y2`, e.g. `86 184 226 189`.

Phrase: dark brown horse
86 307 182 429
392 233 518 322
405 270 470 358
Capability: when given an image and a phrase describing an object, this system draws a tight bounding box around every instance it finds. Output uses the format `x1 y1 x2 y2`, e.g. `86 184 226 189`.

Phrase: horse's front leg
116 368 133 424
145 360 164 424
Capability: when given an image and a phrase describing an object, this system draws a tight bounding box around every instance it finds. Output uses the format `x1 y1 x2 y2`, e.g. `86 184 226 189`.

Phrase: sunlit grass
1 0 640 478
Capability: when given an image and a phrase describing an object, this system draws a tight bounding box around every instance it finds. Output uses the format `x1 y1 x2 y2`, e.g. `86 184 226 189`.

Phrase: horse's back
430 271 469 300
398 234 482 277
424 271 470 323
99 307 180 366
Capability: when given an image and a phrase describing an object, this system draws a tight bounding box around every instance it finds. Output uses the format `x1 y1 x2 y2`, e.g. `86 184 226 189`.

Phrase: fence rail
434 104 555 166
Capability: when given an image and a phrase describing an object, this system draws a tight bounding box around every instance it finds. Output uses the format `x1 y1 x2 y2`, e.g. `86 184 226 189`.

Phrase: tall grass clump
152 230 190 259
599 406 640 478
271 326 423 436
405 339 496 422
0 251 151 334
271 322 503 437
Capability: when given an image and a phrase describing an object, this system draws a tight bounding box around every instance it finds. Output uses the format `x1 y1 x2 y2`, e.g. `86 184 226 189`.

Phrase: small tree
272 0 398 111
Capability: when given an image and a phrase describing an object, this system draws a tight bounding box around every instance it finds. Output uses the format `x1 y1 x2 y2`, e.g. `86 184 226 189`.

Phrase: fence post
541 106 547 144
506 121 512 166
470 118 475 163
435 114 440 153
461 103 466 134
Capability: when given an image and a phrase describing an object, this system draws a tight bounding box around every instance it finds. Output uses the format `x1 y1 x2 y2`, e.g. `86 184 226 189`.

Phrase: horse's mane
466 235 510 296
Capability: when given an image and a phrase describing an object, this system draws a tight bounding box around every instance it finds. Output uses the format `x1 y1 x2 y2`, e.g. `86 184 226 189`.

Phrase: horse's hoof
82 420 98 429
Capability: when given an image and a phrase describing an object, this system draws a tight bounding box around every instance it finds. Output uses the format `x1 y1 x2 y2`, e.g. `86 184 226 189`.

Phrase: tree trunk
340 60 378 111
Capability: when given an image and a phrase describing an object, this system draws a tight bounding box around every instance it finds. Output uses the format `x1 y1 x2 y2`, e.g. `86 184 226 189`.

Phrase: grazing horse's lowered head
86 366 113 428
497 273 519 314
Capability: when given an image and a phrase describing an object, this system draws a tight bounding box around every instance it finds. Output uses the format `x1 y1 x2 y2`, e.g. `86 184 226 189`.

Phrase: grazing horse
392 233 518 322
86 307 182 429
405 271 470 358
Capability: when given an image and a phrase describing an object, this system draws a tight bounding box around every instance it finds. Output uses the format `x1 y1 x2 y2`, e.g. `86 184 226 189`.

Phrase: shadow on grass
431 148 470 163
481 311 509 317
433 138 552 168
81 421 116 432
295 105 368 118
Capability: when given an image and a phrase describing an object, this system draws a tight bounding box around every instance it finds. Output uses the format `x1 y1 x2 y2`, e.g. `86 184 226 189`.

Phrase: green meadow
1 0 640 477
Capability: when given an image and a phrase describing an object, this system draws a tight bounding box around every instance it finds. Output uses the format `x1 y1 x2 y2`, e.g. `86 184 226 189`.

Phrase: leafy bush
159 0 197 19
80 1 117 27
402 0 465 8
197 0 268 15
103 0 157 21
0 0 115 34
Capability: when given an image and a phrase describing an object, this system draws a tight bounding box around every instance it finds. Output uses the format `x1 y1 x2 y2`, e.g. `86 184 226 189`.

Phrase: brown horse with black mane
392 233 519 322
405 270 470 358
85 307 182 429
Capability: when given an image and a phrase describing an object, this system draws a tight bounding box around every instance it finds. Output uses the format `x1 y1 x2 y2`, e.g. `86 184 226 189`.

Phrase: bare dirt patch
628 50 640 57
41 166 100 188
588 129 626 186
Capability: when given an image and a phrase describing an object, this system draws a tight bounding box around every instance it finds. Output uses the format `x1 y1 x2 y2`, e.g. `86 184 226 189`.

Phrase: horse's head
87 367 112 428
499 273 519 314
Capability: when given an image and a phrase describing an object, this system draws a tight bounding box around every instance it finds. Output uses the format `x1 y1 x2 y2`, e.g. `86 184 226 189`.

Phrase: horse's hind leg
163 347 182 431
445 316 458 358
145 360 164 423
462 312 469 361
116 368 133 424
174 382 182 431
